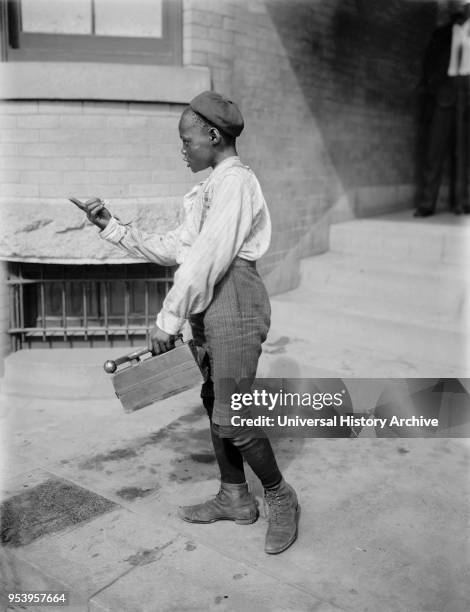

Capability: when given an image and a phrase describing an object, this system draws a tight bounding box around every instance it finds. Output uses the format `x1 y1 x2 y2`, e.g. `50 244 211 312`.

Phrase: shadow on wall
264 0 438 191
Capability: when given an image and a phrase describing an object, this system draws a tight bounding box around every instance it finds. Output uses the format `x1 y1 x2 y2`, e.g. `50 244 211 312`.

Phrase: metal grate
7 263 175 349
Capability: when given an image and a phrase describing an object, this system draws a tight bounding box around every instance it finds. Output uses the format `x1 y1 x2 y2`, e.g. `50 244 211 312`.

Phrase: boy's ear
208 127 222 144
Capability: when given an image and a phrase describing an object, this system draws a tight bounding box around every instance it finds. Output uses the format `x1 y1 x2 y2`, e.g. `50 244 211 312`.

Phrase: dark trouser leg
418 103 455 213
455 77 469 211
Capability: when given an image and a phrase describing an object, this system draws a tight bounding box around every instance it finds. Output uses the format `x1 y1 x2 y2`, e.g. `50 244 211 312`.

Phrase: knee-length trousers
189 257 271 433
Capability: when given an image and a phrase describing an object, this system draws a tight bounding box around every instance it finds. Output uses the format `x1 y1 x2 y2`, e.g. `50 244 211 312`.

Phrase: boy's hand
83 197 112 229
149 325 175 355
70 196 111 229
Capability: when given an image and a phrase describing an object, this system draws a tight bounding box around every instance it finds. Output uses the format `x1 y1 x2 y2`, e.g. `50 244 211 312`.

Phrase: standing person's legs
189 313 246 485
454 76 470 212
182 313 257 525
181 311 258 525
180 259 299 553
213 422 299 553
416 102 455 215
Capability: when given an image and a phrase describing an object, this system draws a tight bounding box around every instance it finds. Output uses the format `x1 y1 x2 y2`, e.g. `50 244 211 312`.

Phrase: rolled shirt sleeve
156 170 255 335
99 216 179 266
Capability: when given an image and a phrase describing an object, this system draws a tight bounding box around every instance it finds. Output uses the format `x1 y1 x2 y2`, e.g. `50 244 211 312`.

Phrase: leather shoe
178 482 259 524
264 479 300 554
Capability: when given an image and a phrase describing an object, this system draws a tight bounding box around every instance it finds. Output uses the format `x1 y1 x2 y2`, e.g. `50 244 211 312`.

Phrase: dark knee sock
203 397 246 484
210 426 246 484
231 434 282 490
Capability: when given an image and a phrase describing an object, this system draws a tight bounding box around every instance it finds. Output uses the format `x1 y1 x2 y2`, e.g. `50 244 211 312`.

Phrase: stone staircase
261 211 469 379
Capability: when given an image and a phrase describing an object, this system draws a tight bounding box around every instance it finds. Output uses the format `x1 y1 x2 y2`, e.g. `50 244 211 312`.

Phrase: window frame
2 0 182 65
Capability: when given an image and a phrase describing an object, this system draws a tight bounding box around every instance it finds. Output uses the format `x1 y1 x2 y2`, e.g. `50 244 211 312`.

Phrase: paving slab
87 534 333 612
1 378 469 611
0 466 340 612
1 471 177 599
129 437 469 612
0 548 87 612
0 389 198 471
1 395 218 512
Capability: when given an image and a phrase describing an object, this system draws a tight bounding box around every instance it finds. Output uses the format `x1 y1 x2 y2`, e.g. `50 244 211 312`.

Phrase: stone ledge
0 200 179 264
0 62 211 103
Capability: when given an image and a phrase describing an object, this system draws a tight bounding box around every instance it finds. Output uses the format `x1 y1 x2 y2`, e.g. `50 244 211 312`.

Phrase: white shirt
100 156 272 335
448 19 470 76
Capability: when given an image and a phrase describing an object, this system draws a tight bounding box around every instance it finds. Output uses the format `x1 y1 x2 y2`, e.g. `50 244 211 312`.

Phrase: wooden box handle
103 335 184 374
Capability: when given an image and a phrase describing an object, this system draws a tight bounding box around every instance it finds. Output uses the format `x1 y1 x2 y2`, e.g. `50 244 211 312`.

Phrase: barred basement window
7 262 175 349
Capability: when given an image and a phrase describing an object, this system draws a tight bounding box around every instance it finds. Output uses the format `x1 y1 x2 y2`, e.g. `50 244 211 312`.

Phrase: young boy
81 91 300 554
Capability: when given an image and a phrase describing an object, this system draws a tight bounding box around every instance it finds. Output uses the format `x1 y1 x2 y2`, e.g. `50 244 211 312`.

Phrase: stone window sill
0 62 210 103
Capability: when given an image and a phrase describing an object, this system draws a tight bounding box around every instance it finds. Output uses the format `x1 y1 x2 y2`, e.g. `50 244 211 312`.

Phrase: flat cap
189 91 244 137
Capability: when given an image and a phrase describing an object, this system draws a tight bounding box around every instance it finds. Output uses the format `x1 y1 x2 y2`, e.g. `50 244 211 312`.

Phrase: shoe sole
179 510 259 525
265 504 301 555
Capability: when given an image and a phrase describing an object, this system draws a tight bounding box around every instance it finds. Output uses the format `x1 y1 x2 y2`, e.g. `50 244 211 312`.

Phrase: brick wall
0 0 439 277
0 0 439 362
0 98 209 264
183 0 437 285
0 100 196 205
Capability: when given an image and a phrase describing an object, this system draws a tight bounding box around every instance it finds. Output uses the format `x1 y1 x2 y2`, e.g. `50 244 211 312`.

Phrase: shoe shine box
104 340 203 412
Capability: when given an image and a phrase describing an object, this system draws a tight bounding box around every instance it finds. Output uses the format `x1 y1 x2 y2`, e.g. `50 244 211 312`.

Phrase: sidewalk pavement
1 389 468 612
1 216 469 611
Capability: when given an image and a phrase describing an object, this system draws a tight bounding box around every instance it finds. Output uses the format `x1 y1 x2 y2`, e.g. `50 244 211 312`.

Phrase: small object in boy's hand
69 196 110 229
69 196 87 211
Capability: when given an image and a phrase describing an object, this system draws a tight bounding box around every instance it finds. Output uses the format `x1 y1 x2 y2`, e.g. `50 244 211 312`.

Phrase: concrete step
294 252 467 330
330 211 470 265
1 348 127 400
265 209 470 378
267 298 468 377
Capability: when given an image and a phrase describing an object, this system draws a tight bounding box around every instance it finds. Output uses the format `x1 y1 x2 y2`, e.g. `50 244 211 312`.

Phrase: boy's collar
209 156 241 177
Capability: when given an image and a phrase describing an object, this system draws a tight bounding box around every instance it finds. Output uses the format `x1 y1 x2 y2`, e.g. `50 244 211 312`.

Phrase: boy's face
179 113 215 173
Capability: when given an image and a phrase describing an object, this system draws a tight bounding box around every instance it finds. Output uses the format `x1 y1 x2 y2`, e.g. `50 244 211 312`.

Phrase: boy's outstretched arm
72 196 180 266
